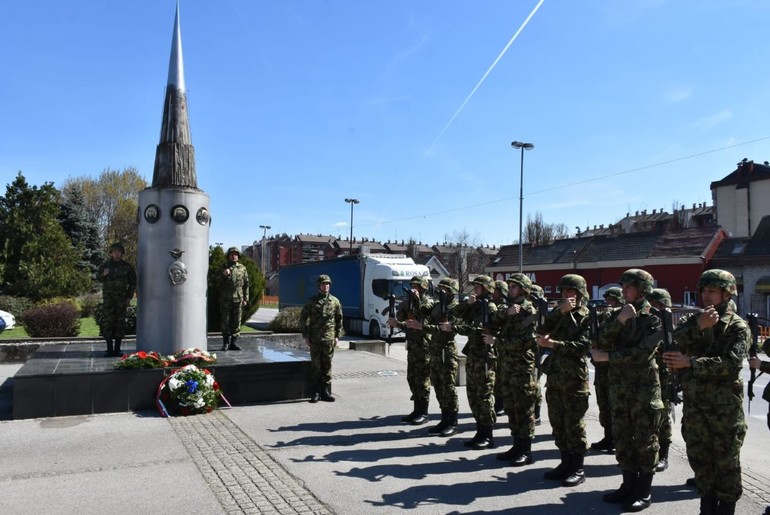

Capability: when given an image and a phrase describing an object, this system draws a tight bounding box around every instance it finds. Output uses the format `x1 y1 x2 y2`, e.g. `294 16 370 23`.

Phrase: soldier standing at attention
646 288 675 473
388 275 434 424
453 275 498 449
423 278 461 437
663 270 750 515
530 283 547 425
299 274 343 403
537 274 591 487
97 242 136 357
594 269 663 512
219 247 249 351
492 280 510 416
491 273 539 467
590 287 625 453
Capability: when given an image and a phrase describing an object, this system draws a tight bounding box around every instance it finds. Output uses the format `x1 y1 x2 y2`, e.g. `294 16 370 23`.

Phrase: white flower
168 377 182 391
205 374 214 387
194 397 205 408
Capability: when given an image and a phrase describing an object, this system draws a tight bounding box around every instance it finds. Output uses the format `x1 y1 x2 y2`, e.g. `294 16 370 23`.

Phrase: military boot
428 410 449 435
221 335 229 351
655 441 669 472
113 339 122 357
309 386 320 403
320 383 335 402
464 423 483 447
716 500 736 515
104 339 114 358
561 453 585 487
544 451 571 480
468 424 494 450
440 411 458 437
228 335 242 351
410 400 429 425
496 436 520 461
700 496 718 515
402 401 419 423
511 438 534 467
604 470 638 503
623 472 652 512
590 426 614 452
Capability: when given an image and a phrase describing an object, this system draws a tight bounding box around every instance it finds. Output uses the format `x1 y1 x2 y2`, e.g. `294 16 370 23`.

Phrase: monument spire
152 0 197 188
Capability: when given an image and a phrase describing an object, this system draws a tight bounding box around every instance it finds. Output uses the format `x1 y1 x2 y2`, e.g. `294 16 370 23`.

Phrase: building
711 159 770 238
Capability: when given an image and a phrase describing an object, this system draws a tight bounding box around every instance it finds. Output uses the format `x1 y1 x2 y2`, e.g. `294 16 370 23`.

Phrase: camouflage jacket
423 296 459 347
299 291 343 342
597 299 663 394
454 295 498 360
496 296 538 376
538 303 591 393
673 304 750 404
97 259 136 303
395 292 434 348
220 262 249 302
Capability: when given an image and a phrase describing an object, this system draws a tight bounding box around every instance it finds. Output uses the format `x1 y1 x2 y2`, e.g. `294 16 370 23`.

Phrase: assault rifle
438 289 448 363
653 307 682 420
480 297 493 377
588 304 600 348
403 285 415 320
387 294 396 347
533 295 549 376
747 313 765 414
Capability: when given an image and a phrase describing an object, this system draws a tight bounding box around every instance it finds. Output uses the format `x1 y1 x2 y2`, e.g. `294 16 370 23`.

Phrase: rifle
747 313 764 414
387 294 396 347
480 297 493 378
654 307 682 421
588 304 599 349
439 289 448 363
403 285 415 320
534 296 549 376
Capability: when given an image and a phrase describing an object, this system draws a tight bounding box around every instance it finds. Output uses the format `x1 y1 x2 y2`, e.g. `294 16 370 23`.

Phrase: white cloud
692 109 733 131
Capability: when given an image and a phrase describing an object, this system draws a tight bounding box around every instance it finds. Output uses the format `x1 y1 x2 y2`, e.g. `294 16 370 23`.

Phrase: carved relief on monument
196 207 210 226
144 204 161 223
168 260 188 285
171 205 189 223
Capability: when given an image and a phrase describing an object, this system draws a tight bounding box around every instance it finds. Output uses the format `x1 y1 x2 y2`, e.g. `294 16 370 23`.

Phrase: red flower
213 382 219 391
206 407 213 413
137 351 148 359
180 407 190 416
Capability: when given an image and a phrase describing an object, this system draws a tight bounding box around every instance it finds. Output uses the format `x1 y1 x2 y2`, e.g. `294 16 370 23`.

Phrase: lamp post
511 141 534 273
258 225 271 275
344 198 359 253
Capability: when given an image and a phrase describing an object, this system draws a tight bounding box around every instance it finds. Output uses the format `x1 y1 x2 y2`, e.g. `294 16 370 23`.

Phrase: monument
136 2 210 354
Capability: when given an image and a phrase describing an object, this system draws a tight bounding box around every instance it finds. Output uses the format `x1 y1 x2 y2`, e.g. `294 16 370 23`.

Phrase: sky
2 0 770 251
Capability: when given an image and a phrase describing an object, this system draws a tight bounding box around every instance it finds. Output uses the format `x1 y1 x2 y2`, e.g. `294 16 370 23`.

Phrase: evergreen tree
59 186 102 281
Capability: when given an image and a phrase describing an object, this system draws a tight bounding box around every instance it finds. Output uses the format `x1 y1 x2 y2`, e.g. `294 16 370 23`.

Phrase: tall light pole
344 198 359 253
511 141 534 273
259 224 271 275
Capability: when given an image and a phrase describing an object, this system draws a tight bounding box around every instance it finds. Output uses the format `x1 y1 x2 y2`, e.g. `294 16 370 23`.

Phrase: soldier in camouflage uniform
647 288 675 473
490 273 539 467
299 274 343 403
530 283 546 424
453 275 498 449
663 270 750 515
537 274 591 487
423 278 461 436
594 269 663 512
492 280 509 416
219 247 250 351
97 242 136 357
590 287 625 453
388 275 434 424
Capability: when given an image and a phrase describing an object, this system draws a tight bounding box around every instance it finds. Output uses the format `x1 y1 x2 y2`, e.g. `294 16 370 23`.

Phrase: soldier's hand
662 350 691 370
749 356 762 370
223 268 231 277
304 337 310 347
387 318 399 329
467 293 477 304
483 333 496 346
617 304 637 324
590 348 609 363
411 288 420 299
405 319 423 330
508 304 521 316
697 307 719 330
536 334 554 349
102 268 110 277
558 298 575 313
439 321 453 332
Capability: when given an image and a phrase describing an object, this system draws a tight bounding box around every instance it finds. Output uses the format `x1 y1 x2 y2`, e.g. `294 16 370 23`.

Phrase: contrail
428 0 546 153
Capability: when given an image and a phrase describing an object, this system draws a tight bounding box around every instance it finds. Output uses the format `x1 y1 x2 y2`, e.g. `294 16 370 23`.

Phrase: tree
524 211 571 245
206 246 265 332
441 229 487 294
59 186 102 281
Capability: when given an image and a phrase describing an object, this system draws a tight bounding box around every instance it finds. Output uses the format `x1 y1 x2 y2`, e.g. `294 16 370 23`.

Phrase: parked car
0 309 16 330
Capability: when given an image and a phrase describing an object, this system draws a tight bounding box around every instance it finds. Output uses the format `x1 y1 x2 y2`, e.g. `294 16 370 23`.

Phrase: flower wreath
156 365 229 417
113 350 166 370
171 347 217 367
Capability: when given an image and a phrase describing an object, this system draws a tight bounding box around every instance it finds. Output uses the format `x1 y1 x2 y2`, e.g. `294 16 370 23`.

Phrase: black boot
410 400 429 425
623 472 653 512
603 470 637 503
402 401 419 423
496 436 520 461
591 426 615 452
113 339 122 357
468 424 494 450
655 441 669 472
511 437 534 467
221 335 229 351
464 423 483 448
440 411 458 437
104 339 114 358
544 451 571 480
716 500 736 515
562 453 585 487
494 396 505 416
700 496 718 515
309 385 320 403
320 383 335 402
428 410 449 435
228 335 242 351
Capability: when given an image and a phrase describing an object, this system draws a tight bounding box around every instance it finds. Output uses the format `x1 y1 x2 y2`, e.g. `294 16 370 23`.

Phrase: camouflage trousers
406 340 431 404
546 385 588 454
465 353 496 426
682 399 746 503
101 299 129 340
610 383 663 473
497 346 538 439
220 300 243 338
309 339 335 386
429 340 458 412
658 399 672 445
593 363 612 429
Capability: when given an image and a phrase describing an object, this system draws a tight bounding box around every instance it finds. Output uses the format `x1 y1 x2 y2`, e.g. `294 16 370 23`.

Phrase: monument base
12 337 311 420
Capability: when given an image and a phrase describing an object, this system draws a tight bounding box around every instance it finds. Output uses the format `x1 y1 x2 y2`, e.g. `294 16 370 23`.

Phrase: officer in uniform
219 247 250 351
97 242 136 357
299 274 343 403
664 270 750 515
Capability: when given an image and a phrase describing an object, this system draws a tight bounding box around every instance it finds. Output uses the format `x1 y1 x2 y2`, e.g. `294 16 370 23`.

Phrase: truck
279 253 431 337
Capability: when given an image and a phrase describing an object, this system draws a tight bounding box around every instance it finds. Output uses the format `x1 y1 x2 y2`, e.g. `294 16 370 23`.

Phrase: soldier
593 269 663 512
453 275 498 449
590 286 625 453
537 274 591 487
663 270 750 515
491 273 539 467
423 278 461 437
530 283 547 425
388 275 434 424
219 247 250 351
492 280 509 416
97 242 136 357
647 288 675 473
299 274 343 403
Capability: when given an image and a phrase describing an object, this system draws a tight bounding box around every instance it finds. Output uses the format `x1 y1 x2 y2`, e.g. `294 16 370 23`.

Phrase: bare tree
524 211 571 245
441 229 486 294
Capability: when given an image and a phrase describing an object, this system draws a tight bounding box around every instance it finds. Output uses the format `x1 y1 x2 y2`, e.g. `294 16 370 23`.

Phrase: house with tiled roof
712 159 770 238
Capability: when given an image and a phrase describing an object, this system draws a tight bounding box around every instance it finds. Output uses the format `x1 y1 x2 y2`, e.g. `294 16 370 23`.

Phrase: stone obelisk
136 2 210 354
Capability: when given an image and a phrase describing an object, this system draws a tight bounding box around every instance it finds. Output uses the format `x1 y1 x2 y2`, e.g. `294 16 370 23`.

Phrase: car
0 309 16 330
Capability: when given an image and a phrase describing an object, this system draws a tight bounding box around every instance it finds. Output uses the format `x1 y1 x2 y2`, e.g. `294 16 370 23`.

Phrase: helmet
494 280 509 296
472 275 495 294
530 284 544 299
410 275 429 291
316 274 332 285
226 246 240 257
647 288 672 308
558 274 589 300
603 287 625 305
698 269 737 295
506 273 533 294
438 278 459 294
109 242 125 253
618 268 654 296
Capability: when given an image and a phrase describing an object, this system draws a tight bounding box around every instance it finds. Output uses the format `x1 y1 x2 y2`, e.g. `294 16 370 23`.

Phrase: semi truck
279 253 431 337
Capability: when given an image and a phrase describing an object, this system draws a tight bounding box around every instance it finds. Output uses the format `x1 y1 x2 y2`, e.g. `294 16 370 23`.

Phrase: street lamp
344 198 360 253
259 225 271 275
511 141 534 273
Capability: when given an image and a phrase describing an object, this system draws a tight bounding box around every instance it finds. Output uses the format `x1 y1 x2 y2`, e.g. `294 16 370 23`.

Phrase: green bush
268 307 303 333
0 295 33 321
77 292 102 318
93 303 137 336
22 302 81 337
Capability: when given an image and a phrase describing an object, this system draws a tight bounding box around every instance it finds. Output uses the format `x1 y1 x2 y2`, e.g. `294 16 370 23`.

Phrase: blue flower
185 379 199 393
